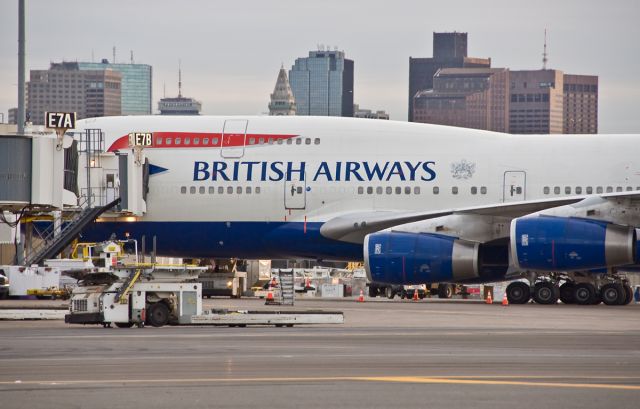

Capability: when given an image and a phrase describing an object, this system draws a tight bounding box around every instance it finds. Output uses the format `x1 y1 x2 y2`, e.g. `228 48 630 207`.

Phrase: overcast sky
1 0 638 132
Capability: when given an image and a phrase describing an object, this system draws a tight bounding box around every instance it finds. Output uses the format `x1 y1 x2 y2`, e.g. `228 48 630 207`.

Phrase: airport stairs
24 198 121 266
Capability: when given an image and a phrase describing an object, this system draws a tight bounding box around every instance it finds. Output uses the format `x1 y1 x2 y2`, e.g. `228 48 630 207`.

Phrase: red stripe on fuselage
107 132 298 152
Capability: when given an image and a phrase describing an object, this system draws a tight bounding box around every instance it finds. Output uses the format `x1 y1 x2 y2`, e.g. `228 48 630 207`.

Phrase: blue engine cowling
510 216 636 271
364 231 479 285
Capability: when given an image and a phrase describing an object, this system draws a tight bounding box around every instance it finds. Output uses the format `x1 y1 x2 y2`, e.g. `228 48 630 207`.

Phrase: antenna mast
178 60 182 98
542 29 548 70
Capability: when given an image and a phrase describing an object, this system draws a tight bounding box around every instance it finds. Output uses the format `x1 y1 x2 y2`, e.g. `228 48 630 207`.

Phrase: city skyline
0 0 638 132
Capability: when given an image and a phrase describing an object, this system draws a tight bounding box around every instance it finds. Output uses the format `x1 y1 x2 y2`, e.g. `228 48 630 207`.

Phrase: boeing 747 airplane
75 115 640 306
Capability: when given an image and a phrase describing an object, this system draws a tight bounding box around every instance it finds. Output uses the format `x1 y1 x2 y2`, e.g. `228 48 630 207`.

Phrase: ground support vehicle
368 282 462 299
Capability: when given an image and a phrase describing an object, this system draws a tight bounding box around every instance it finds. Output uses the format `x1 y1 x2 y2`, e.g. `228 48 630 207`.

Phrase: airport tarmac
0 298 639 409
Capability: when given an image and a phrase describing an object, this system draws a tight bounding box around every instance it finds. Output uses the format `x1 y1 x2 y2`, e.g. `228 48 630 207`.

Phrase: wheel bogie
532 281 559 305
506 281 531 304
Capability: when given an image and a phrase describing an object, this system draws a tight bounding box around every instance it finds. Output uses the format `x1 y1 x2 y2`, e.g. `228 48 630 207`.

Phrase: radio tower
542 29 548 70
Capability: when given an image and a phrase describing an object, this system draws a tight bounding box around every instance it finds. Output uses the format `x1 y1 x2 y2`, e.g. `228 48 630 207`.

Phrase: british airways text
193 161 437 182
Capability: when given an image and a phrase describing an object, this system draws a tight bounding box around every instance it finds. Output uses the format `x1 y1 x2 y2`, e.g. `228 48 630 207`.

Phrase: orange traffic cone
412 289 419 301
485 291 493 304
358 290 365 302
502 293 509 306
265 291 274 305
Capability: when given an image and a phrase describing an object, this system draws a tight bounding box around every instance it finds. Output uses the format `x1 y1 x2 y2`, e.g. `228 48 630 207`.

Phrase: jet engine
510 216 636 271
364 231 479 284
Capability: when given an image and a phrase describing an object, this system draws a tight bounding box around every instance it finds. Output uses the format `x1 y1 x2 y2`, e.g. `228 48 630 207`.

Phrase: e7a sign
45 112 76 129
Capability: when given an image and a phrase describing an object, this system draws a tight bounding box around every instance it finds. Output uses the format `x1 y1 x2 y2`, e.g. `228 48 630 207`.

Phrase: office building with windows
353 104 389 120
413 68 509 132
27 62 121 125
77 60 152 115
289 49 354 117
509 70 564 134
409 32 491 121
563 74 598 133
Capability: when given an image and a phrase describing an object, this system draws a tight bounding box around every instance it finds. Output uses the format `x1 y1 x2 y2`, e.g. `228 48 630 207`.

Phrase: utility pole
17 0 26 134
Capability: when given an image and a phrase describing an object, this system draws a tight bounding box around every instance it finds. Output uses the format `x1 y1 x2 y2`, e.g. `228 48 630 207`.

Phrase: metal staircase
115 268 142 304
24 198 121 266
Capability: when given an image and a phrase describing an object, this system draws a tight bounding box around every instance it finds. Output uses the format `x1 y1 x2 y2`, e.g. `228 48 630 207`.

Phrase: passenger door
220 119 247 158
503 171 526 202
285 175 306 209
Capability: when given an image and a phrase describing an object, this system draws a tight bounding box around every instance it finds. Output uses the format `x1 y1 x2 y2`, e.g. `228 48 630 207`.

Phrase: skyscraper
77 59 152 115
268 65 296 115
158 64 201 116
563 74 598 133
408 32 491 121
27 62 121 125
509 70 565 134
289 49 354 117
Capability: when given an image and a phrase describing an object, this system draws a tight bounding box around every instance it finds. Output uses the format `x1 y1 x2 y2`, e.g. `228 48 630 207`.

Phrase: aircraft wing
320 191 640 244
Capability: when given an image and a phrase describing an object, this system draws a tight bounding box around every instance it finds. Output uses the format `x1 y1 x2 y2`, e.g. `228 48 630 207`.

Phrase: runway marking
1 376 639 391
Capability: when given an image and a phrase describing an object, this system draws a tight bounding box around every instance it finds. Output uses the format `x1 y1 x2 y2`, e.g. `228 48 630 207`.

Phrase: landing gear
601 283 626 306
574 283 597 305
532 281 559 305
622 284 633 305
559 282 575 304
506 282 530 304
438 284 454 299
385 286 396 299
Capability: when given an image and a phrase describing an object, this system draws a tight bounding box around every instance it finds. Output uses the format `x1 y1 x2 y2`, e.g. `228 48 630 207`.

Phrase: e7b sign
45 112 76 129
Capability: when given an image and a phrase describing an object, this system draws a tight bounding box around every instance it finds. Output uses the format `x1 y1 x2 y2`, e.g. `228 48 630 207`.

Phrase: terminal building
289 49 354 117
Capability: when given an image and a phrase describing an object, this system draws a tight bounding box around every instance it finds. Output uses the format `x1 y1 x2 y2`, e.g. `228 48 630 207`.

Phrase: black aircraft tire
601 283 625 306
559 282 575 304
532 281 559 305
368 286 378 298
146 302 170 327
622 284 633 305
506 282 530 304
438 284 453 299
574 283 596 305
115 322 134 328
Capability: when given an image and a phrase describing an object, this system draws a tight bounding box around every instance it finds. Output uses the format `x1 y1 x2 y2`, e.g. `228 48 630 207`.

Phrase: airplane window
269 138 274 144
404 187 411 194
433 187 439 194
626 186 633 191
237 187 243 194
277 139 283 145
296 138 302 145
358 187 364 194
190 186 196 194
156 138 163 145
199 186 205 194
471 187 478 195
606 186 613 193
297 187 303 194
249 138 256 145
204 138 209 145
452 187 458 195
516 187 522 194
586 186 593 194
218 186 224 194
194 138 200 145
576 187 582 194
314 138 320 145
176 138 182 145
287 139 293 145
395 187 401 194
480 187 487 194
185 138 191 145
596 186 603 194
305 138 311 145
376 187 383 194
616 187 623 192
554 186 560 194
246 187 252 194
227 187 233 194
212 138 219 145
256 187 261 194
166 138 172 145
259 138 265 144
543 186 550 195
565 187 571 194
366 187 373 194
386 187 392 194
414 187 420 194
209 187 215 194
180 186 186 194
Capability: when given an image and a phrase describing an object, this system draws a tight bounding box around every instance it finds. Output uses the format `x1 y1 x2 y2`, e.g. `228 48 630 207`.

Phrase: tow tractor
64 241 344 328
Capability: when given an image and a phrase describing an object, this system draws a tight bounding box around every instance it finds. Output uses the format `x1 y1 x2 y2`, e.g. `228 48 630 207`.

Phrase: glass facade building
289 50 353 117
78 60 152 115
